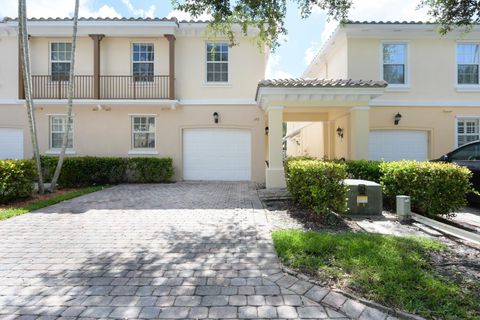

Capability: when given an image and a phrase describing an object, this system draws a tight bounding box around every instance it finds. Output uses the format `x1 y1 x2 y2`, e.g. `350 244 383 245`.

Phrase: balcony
31 75 171 100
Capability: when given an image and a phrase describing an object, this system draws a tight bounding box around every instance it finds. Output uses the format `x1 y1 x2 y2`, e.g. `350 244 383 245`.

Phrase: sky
0 0 430 79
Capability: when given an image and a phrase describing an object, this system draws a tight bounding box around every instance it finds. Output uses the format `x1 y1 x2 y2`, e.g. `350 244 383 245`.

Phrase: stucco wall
176 37 265 100
0 33 266 101
347 37 480 101
0 104 266 182
285 122 325 158
0 36 19 99
370 106 480 159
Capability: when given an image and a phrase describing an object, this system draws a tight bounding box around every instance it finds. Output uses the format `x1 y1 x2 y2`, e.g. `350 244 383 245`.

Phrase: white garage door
369 130 428 161
183 128 251 181
0 128 23 160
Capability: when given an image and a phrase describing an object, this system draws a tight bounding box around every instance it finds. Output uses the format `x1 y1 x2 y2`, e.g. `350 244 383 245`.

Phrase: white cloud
265 53 294 79
0 0 121 19
121 0 155 18
167 9 212 21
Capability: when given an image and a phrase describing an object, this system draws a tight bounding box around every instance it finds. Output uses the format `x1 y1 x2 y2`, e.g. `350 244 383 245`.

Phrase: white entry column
349 106 370 160
266 106 286 188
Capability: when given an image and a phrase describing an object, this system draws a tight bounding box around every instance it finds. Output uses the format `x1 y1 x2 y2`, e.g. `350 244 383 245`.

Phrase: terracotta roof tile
345 20 433 25
258 78 388 88
1 16 212 24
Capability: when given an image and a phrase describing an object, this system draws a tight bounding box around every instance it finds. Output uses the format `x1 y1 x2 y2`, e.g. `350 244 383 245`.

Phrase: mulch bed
0 188 77 210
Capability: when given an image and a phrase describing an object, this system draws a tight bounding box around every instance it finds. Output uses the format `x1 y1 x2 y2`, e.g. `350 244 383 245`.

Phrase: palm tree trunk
49 0 80 192
18 0 45 194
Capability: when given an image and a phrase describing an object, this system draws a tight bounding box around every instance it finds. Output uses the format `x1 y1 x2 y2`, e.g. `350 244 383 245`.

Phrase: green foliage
341 159 382 182
272 229 479 319
284 158 348 214
41 156 174 187
126 157 174 183
420 0 479 35
0 186 105 221
380 161 472 218
0 160 36 203
172 0 352 50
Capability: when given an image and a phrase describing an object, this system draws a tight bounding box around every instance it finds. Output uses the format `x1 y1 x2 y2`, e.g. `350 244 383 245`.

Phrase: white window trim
131 42 155 85
455 116 480 147
205 41 230 85
380 41 410 90
455 41 480 90
49 41 72 83
131 115 156 150
48 114 75 151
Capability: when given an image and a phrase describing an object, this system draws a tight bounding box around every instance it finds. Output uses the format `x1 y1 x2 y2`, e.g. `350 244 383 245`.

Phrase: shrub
342 160 383 182
285 159 348 214
41 156 174 187
380 161 472 217
126 157 174 183
0 160 36 203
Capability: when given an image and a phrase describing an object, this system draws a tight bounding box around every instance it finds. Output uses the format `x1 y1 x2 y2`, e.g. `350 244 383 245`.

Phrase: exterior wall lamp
336 127 344 139
265 126 269 135
213 112 219 124
394 112 402 125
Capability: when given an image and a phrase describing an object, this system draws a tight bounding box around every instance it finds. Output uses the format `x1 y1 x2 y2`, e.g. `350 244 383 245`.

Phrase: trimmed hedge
284 156 472 218
285 159 348 214
0 160 36 203
285 157 382 182
380 161 472 218
41 156 174 187
342 160 382 182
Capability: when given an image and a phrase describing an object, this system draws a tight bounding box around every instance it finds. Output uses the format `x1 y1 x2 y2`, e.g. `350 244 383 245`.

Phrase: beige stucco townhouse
2 18 480 189
285 21 480 173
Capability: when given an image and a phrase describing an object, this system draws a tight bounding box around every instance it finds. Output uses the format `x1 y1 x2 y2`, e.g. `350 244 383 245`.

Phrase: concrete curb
278 266 425 320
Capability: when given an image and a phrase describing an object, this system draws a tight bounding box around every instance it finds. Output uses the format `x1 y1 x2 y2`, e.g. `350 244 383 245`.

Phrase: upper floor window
457 118 480 147
457 43 480 85
132 116 155 149
132 43 154 82
206 42 228 83
382 43 407 85
50 115 73 149
51 42 72 81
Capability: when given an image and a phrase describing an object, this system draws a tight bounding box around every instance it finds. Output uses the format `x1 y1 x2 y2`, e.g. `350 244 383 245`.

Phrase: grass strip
0 186 106 221
272 229 480 319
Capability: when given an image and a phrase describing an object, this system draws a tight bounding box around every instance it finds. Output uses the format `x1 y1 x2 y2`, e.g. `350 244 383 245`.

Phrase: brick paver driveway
0 182 350 319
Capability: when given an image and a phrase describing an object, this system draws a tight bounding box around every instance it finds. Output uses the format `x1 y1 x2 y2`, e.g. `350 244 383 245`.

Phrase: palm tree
50 0 80 192
18 0 45 193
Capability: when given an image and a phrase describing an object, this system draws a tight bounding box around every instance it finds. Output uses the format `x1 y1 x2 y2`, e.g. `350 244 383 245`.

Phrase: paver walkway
0 182 380 319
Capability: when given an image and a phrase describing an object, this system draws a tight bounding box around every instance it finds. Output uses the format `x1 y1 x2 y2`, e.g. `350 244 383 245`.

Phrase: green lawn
272 229 480 320
0 186 106 221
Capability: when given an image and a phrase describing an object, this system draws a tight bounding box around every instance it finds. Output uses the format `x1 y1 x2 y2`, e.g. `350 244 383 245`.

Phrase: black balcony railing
31 75 170 100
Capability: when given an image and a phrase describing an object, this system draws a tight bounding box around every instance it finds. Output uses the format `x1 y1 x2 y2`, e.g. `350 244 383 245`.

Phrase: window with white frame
132 43 154 82
49 116 73 149
457 118 480 146
457 43 480 85
51 42 72 81
382 43 407 85
206 42 228 82
132 116 155 149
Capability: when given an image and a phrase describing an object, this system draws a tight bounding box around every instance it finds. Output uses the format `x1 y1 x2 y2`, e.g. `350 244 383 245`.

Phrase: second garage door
369 130 428 161
0 128 23 160
183 128 252 181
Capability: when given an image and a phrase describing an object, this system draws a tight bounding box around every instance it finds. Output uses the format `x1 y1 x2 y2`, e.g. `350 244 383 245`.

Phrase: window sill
385 85 410 92
128 149 159 155
456 86 480 92
45 149 76 155
202 82 232 88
